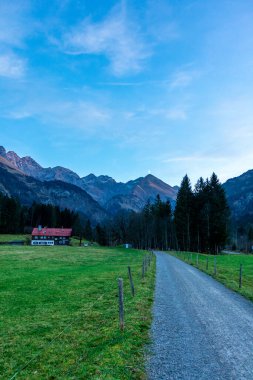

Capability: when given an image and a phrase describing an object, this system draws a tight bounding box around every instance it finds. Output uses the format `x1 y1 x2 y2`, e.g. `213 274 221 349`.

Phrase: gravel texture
146 252 253 380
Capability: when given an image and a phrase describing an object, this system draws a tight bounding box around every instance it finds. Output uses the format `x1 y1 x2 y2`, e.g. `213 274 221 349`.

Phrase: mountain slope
0 154 25 175
81 174 127 204
223 169 253 223
3 148 83 188
104 174 177 213
0 146 178 213
0 160 108 223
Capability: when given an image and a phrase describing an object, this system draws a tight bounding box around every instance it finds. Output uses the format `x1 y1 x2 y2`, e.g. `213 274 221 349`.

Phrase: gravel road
146 252 253 380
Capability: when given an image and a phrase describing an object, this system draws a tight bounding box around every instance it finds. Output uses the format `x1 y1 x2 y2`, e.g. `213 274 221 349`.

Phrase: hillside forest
2 172 247 253
0 195 82 235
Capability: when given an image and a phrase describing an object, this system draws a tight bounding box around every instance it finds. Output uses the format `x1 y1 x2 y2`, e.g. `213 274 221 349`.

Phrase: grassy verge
169 251 253 302
0 246 155 379
0 234 30 243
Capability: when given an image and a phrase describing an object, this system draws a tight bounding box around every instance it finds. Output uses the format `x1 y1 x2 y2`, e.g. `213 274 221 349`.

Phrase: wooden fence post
144 255 148 273
196 254 199 267
214 257 217 276
142 259 145 279
206 257 209 271
239 264 242 289
191 253 193 263
128 266 135 297
118 278 124 330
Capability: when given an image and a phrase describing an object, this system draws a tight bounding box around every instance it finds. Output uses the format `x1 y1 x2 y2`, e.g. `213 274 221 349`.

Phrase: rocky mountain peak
22 156 42 168
0 146 7 158
97 175 115 183
82 173 97 182
6 151 21 167
6 152 43 174
145 174 157 180
0 145 179 214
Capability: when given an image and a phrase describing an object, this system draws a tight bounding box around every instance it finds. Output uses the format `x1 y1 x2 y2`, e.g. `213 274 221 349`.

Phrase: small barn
31 227 72 246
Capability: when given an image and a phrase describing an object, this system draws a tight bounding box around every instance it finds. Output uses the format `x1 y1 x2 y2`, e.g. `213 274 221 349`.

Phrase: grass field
0 234 30 243
0 245 155 379
170 251 253 301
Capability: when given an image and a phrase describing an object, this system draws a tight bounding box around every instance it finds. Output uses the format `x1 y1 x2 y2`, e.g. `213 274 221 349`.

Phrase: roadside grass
169 251 253 302
0 245 155 379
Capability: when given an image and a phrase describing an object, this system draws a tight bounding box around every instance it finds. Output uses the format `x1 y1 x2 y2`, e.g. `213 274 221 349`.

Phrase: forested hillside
95 173 230 253
0 193 82 235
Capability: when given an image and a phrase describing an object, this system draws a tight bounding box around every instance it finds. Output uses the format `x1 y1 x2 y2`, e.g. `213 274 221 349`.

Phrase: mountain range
0 154 107 223
0 146 252 226
0 146 178 223
223 170 253 225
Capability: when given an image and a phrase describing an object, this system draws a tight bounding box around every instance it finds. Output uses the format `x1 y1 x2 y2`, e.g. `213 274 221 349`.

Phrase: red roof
32 228 72 237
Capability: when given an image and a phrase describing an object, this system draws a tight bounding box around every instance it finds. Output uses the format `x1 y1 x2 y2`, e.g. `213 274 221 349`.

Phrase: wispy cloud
97 79 171 87
7 110 32 120
0 1 32 80
62 3 150 76
5 96 111 131
169 70 196 89
0 1 31 48
163 154 225 163
0 53 26 78
122 105 187 121
145 0 179 42
151 107 187 120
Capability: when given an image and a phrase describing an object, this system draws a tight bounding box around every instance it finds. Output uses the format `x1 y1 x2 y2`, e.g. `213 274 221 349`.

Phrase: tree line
174 173 230 253
0 172 231 253
230 225 253 253
0 194 81 234
94 173 230 254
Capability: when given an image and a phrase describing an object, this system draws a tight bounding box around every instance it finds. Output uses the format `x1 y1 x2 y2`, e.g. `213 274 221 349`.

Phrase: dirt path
147 252 253 379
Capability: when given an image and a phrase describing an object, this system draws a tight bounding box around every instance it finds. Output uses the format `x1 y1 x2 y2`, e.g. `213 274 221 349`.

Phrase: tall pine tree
174 175 193 251
208 173 230 253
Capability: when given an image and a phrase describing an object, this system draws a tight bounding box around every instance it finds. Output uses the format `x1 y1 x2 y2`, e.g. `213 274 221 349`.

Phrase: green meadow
0 235 30 243
0 245 155 380
170 251 253 301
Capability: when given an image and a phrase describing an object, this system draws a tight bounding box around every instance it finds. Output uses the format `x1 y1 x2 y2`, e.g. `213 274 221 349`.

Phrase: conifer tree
208 173 230 253
84 219 93 241
174 175 193 251
193 177 209 252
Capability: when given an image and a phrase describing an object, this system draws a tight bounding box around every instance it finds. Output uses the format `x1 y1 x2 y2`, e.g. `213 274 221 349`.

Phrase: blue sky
1 0 253 186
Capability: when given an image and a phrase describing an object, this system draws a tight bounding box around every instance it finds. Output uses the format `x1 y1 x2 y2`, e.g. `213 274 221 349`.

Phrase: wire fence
172 250 253 295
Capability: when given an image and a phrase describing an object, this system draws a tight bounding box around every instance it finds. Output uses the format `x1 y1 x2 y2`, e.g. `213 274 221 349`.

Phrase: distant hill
0 159 108 224
2 146 253 223
0 146 178 214
223 169 253 224
103 174 177 213
82 173 178 213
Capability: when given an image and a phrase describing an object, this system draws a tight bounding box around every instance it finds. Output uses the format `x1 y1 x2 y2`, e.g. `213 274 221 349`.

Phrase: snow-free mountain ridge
0 146 178 217
1 146 252 223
